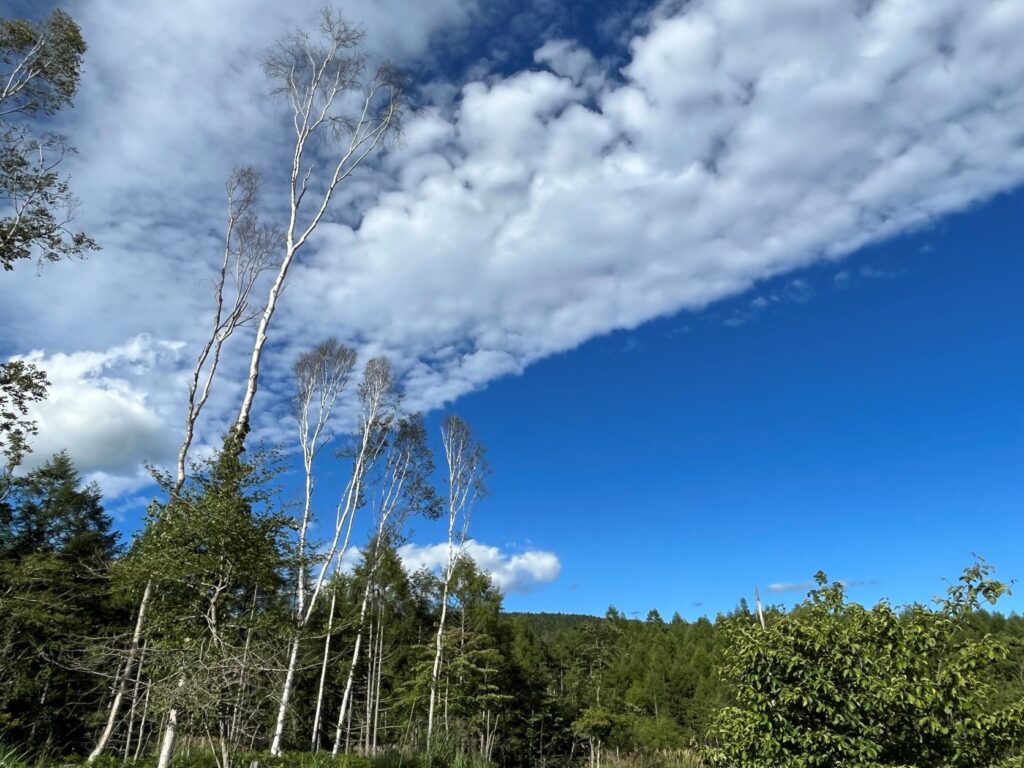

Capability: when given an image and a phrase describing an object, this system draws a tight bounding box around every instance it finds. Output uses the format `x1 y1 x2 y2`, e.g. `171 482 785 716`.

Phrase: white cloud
13 335 186 478
338 545 364 575
767 581 814 595
3 0 1024 494
533 39 604 89
767 577 877 595
399 539 562 594
282 0 1024 412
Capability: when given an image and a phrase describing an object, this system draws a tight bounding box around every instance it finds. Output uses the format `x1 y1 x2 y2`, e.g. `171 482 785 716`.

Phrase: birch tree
174 168 281 495
330 414 439 754
427 415 488 750
268 340 355 755
270 356 397 755
88 167 280 764
150 7 401 762
234 8 402 437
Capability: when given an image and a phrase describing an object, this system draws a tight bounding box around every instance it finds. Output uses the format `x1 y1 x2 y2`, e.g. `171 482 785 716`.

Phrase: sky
2 0 1023 618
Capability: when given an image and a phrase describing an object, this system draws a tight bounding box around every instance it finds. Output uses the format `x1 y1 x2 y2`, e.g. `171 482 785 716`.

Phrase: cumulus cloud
3 0 1024 494
282 0 1024 414
13 336 185 481
399 539 562 593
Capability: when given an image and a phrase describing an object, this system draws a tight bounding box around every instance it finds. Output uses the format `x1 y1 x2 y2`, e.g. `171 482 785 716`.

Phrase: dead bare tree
426 415 488 750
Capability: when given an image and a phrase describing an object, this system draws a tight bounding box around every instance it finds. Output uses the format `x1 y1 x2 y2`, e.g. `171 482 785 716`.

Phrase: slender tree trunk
230 586 258 744
428 415 486 749
156 685 182 768
443 675 449 734
272 424 370 753
364 618 374 754
332 572 375 754
331 628 364 755
269 636 301 755
133 684 151 762
311 591 337 751
426 552 452 748
345 692 354 753
89 580 152 762
372 607 384 754
218 717 230 768
123 639 147 761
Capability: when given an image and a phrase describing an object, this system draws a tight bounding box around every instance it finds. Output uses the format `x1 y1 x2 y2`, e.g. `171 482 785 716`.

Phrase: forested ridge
4 6 1024 768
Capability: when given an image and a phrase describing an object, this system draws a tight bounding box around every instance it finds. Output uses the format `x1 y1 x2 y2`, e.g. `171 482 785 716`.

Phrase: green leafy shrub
704 560 1024 767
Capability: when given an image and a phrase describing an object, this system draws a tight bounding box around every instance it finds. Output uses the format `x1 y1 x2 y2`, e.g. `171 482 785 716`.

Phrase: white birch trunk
269 636 301 755
88 579 151 762
310 590 337 750
133 685 151 762
364 618 374 754
372 606 384 753
332 583 371 755
427 415 485 750
123 639 147 760
155 676 184 768
426 572 450 750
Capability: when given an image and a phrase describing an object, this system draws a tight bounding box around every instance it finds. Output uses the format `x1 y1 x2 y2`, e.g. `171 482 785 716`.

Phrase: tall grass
0 743 29 768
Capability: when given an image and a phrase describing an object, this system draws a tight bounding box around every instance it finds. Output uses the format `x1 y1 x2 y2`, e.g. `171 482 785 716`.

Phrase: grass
3 741 705 768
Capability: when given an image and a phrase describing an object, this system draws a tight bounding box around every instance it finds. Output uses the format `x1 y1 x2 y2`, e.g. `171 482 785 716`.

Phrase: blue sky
3 0 1023 618
471 188 1024 616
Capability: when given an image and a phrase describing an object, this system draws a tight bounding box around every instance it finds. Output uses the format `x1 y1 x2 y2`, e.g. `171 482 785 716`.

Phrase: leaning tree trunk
89 580 151 762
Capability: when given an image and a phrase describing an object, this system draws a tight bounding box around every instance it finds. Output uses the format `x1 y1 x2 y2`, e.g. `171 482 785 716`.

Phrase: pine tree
0 452 119 752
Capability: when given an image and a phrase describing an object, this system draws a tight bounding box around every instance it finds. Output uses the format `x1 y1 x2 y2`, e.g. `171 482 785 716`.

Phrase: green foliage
0 453 120 753
112 437 292 745
0 127 98 270
1 11 86 116
0 360 48 483
703 562 1024 767
5 438 1023 768
1 10 97 272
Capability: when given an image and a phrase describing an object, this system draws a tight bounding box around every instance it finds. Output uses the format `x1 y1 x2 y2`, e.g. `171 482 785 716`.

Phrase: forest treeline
4 452 1024 768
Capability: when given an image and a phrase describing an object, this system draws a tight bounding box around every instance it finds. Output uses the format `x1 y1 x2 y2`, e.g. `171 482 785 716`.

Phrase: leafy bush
704 560 1024 767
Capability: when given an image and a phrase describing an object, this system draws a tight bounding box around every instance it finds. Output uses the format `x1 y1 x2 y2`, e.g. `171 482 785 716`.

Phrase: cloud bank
3 0 1024 491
